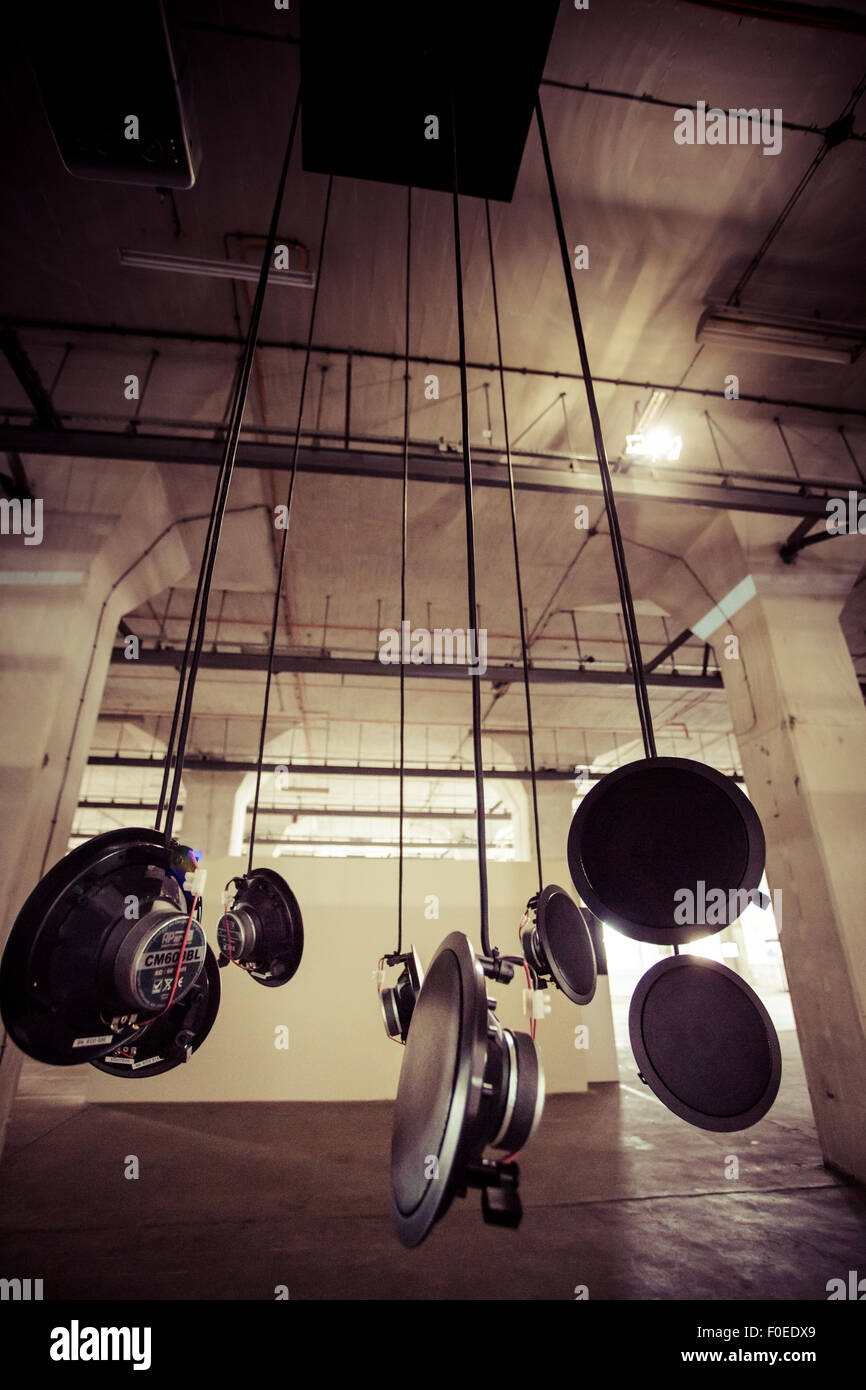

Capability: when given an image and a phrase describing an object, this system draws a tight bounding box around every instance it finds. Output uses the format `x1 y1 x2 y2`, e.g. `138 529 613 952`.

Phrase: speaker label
131 920 206 1010
102 1051 165 1070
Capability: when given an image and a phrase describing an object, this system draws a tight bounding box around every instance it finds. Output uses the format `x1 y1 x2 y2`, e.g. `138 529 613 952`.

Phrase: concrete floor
1 1001 865 1301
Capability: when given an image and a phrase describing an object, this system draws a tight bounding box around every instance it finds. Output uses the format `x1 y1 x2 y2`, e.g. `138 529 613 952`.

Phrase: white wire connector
184 867 207 896
523 987 552 1021
372 968 385 986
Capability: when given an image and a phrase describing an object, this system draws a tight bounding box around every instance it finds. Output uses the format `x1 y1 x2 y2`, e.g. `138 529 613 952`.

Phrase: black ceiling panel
300 0 559 201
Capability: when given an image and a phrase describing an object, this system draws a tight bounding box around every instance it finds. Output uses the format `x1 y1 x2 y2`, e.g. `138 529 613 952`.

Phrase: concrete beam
0 424 845 519
77 799 509 821
87 754 744 782
109 645 724 689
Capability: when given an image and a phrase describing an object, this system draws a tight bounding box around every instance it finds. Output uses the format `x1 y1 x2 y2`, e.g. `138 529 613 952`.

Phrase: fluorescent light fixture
636 389 668 433
696 304 865 364
118 247 315 289
625 427 682 462
0 570 85 585
622 391 680 464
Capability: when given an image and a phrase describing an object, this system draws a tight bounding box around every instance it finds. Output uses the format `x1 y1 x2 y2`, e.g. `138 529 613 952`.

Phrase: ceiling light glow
625 428 682 463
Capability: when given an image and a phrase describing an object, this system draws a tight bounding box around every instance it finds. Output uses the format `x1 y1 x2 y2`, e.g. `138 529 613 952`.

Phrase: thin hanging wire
839 426 866 486
535 92 657 760
157 91 303 841
449 85 491 956
484 197 543 895
247 173 335 873
395 186 412 956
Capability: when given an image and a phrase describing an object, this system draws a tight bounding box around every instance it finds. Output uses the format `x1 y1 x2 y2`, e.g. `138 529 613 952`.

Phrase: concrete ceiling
2 0 865 854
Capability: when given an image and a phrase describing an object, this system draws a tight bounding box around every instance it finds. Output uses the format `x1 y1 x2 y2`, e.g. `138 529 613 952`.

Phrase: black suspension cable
161 90 303 846
449 86 491 956
534 92 657 760
154 540 211 832
247 174 335 872
395 186 412 956
484 198 543 895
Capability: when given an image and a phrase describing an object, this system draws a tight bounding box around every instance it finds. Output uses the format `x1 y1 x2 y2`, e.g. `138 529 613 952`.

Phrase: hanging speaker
520 884 597 1006
629 955 781 1131
0 828 205 1065
390 931 545 1248
91 943 220 1077
567 757 766 945
379 947 424 1043
216 867 303 987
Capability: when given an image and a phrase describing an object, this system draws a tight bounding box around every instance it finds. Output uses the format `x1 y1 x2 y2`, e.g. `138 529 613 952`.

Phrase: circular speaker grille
537 885 597 1005
379 947 424 1043
223 868 303 987
568 758 765 944
390 933 487 1247
391 949 462 1216
0 828 193 1065
629 955 781 1131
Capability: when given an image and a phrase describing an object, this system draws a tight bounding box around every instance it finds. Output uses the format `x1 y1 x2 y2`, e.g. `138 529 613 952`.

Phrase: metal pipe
8 317 864 419
87 753 746 782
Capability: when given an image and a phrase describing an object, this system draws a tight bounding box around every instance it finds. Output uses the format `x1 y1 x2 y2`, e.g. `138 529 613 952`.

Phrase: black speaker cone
216 867 303 987
91 944 221 1078
521 884 597 1005
628 955 781 1131
567 757 766 945
379 947 424 1043
390 931 545 1248
0 828 202 1065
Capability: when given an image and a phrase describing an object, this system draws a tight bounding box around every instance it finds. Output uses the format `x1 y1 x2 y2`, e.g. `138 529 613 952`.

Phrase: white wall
83 856 611 1103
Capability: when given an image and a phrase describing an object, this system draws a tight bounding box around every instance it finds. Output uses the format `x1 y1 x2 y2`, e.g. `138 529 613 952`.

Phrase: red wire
221 878 237 964
128 893 200 1034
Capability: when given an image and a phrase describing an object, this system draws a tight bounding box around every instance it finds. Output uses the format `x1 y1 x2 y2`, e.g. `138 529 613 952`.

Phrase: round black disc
225 867 303 987
91 945 221 1078
0 827 195 1065
567 757 765 945
390 932 487 1248
536 884 597 1005
629 955 781 1131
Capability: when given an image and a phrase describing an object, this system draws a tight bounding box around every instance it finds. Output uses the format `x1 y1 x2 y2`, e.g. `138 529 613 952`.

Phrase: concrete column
0 463 195 1158
180 770 248 860
718 583 866 1180
649 511 866 1181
